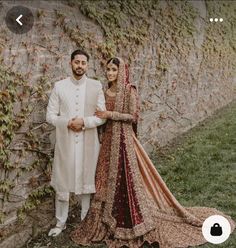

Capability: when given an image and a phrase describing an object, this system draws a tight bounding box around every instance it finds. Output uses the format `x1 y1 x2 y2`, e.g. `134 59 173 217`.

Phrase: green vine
203 1 236 77
0 65 53 222
60 0 160 63
0 180 14 200
78 0 152 54
0 65 31 170
0 211 5 224
17 185 54 221
0 0 235 238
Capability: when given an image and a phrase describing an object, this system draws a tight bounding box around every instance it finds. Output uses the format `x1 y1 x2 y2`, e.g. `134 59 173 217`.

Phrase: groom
46 49 106 236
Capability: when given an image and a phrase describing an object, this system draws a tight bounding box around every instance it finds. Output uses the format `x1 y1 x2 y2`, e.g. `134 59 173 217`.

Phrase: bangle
110 111 113 119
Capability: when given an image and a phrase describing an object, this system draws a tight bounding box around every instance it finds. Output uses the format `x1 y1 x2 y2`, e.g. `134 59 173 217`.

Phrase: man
46 49 106 236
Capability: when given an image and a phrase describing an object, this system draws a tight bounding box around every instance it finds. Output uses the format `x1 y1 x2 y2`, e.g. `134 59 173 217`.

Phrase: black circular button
5 6 34 34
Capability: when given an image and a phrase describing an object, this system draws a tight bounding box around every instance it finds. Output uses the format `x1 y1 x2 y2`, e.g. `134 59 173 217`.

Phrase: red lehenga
71 59 235 248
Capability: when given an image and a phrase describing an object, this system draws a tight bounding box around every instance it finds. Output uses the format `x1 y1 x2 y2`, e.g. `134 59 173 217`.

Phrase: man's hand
68 117 84 132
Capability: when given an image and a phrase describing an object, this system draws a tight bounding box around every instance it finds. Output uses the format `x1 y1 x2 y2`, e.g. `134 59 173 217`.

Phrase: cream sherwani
46 75 106 196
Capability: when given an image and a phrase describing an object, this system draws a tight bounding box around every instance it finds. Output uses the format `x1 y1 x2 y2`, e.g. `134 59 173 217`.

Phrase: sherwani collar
70 74 87 85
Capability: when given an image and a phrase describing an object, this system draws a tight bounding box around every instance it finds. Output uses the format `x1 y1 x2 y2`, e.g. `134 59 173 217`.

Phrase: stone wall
0 0 235 247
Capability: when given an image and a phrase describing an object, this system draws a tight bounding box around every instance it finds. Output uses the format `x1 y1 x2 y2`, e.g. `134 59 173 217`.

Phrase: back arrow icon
16 15 23 26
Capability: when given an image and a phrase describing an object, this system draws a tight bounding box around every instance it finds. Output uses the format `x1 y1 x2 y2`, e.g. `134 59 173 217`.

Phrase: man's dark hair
71 49 90 61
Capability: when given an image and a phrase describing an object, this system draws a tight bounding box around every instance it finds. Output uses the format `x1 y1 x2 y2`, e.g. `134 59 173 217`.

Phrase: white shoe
48 223 66 237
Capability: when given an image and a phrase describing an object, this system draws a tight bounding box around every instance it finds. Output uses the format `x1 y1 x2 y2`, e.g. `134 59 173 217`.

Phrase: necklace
106 88 116 97
109 87 117 93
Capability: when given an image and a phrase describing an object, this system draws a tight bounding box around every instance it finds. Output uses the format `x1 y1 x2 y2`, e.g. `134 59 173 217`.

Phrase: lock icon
210 223 223 236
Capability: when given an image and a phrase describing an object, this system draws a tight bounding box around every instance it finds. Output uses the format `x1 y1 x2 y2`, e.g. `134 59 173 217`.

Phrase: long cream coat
46 75 106 194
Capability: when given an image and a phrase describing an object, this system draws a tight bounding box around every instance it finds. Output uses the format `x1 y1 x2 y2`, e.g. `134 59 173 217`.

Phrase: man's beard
72 68 85 76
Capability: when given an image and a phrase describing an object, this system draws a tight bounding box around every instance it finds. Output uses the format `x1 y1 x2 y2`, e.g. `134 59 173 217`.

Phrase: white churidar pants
55 193 91 225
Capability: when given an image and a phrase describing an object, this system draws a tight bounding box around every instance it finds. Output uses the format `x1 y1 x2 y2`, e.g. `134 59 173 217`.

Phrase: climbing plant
0 0 235 234
0 64 54 223
17 185 54 221
203 1 236 77
62 0 160 63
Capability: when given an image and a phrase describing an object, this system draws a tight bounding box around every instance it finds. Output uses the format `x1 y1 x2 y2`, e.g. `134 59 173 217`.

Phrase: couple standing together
46 49 235 248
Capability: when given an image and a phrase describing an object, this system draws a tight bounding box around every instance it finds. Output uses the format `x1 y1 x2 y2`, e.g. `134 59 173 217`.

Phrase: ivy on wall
0 0 199 226
17 185 54 221
0 0 235 235
203 1 236 78
0 64 54 224
63 0 160 63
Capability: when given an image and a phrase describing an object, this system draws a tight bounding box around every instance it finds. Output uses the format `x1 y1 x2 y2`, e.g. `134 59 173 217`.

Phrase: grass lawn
151 100 236 248
24 100 236 248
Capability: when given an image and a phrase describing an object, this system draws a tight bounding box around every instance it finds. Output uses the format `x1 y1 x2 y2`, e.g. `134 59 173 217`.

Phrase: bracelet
110 111 113 119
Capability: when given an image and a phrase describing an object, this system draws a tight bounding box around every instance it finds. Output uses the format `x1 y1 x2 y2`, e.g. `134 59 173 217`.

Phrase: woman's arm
109 86 139 123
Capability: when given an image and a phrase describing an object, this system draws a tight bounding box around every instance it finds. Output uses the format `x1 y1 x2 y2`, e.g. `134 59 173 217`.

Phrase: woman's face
106 62 119 83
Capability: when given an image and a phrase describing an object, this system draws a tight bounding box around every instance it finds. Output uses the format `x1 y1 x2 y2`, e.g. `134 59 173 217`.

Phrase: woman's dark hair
107 57 120 67
71 49 90 61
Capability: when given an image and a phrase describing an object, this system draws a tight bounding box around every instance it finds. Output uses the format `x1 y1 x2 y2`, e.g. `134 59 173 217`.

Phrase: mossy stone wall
0 1 235 247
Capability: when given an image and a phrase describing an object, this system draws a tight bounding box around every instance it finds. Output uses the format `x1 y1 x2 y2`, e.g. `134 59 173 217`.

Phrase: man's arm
83 85 106 129
46 85 70 129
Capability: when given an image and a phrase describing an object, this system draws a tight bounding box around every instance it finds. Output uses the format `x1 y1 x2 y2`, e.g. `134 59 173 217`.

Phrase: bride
70 57 235 248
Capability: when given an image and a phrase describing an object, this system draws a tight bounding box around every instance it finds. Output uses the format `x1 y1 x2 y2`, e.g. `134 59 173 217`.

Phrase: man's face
70 54 88 77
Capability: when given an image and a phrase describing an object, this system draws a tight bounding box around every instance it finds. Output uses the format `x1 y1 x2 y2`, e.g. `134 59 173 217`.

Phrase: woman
71 57 235 248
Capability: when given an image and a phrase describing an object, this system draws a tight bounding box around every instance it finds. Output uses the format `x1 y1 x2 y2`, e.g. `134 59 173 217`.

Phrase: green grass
24 100 236 247
151 100 236 247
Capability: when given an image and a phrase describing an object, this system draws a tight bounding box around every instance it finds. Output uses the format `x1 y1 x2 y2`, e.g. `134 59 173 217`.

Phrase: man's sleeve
83 84 106 129
46 85 69 129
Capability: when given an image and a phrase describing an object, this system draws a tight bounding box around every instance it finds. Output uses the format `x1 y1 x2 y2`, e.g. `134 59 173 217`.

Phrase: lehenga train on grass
70 57 235 248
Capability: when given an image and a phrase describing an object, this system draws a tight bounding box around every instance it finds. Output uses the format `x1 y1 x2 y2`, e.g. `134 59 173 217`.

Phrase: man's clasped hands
67 109 111 132
67 117 84 132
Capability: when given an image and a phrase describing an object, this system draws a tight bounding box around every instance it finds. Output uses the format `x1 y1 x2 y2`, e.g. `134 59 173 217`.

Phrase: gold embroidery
71 58 235 248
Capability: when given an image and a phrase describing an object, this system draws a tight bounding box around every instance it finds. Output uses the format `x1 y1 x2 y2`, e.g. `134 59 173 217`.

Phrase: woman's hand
95 109 111 119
